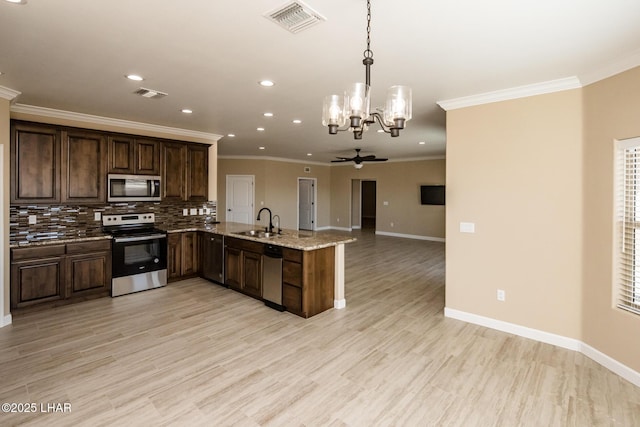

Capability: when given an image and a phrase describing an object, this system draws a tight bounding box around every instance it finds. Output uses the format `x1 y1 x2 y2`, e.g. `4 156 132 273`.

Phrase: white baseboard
1 313 12 328
444 307 640 388
314 226 331 231
334 299 346 309
329 226 352 232
375 231 445 242
352 225 361 230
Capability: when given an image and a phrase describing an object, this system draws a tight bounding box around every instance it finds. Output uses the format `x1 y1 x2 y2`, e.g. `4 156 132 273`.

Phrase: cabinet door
11 256 65 308
108 135 135 174
187 144 208 201
242 250 262 298
10 122 60 204
225 246 242 290
161 142 187 201
167 233 182 281
66 252 111 297
61 129 107 203
181 231 199 276
135 139 160 175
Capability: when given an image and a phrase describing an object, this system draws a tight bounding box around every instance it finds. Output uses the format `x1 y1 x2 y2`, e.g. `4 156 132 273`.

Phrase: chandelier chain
364 0 373 59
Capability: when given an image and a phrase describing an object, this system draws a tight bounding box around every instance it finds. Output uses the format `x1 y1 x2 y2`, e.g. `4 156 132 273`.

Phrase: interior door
298 178 315 230
226 175 254 224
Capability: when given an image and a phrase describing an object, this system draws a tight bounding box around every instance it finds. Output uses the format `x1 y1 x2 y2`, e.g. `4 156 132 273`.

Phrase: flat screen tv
420 185 445 205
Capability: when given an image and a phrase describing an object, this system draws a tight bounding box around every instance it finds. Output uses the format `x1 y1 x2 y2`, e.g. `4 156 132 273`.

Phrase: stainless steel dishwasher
262 244 285 311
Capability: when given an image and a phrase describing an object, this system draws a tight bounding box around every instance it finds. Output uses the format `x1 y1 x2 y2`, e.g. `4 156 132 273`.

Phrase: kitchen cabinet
10 122 60 204
108 136 160 175
282 246 335 318
167 231 199 282
65 241 111 298
200 232 224 284
224 237 263 299
161 141 187 201
61 129 107 204
10 240 112 309
187 144 208 201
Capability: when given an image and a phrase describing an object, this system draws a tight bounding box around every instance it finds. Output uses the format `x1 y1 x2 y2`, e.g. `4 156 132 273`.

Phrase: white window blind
616 138 640 316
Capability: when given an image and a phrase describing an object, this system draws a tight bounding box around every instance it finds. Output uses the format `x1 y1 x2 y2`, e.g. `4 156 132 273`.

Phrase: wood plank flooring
1 230 639 426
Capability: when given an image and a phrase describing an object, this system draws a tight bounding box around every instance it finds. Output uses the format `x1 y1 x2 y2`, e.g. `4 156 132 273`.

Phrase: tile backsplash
9 201 217 245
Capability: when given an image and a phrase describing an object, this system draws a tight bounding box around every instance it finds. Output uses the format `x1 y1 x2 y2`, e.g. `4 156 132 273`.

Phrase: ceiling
1 0 639 164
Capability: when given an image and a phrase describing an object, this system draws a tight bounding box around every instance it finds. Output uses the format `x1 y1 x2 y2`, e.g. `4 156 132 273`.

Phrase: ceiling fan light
384 85 412 126
354 163 363 169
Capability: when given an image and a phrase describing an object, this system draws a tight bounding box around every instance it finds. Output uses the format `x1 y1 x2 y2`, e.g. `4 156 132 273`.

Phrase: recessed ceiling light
259 146 266 150
263 112 274 117
307 153 312 156
418 141 426 145
377 129 384 133
227 133 235 137
5 0 27 4
181 109 193 114
257 127 265 131
292 119 302 124
126 74 144 81
259 80 275 87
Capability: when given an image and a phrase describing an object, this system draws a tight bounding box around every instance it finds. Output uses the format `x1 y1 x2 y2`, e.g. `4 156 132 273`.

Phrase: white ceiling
1 0 639 163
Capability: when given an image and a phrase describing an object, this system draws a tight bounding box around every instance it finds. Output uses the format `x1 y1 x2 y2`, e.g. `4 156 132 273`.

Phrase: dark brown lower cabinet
224 237 263 299
225 245 242 290
167 231 199 282
10 240 111 310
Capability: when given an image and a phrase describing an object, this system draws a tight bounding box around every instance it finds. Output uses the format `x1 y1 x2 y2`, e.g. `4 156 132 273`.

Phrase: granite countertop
163 222 357 251
10 222 356 251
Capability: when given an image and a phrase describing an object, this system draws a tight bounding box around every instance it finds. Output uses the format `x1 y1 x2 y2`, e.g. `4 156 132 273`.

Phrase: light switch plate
460 222 475 233
28 215 37 225
183 209 188 216
198 208 204 215
189 208 197 216
94 212 101 221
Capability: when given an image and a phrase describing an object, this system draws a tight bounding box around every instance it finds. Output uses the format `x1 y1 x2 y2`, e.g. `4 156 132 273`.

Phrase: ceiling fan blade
360 155 376 160
331 159 350 163
365 158 388 162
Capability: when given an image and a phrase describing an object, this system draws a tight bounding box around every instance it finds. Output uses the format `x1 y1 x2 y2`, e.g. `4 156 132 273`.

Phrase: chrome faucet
256 207 274 233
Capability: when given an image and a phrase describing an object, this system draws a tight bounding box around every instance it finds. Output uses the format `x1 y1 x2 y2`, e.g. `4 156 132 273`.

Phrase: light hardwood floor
1 230 639 426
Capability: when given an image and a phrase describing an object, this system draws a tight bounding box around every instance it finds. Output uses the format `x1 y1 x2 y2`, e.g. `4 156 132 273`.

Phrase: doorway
225 175 254 224
298 178 316 230
361 180 376 230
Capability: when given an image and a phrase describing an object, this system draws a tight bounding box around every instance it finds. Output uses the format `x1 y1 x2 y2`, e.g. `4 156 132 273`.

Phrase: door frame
297 177 317 231
225 174 255 224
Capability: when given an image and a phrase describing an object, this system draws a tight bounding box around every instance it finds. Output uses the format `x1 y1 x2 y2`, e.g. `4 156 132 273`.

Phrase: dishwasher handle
264 244 283 258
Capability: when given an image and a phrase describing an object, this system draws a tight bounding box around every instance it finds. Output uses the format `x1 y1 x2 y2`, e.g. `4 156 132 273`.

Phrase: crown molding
580 48 640 86
217 155 328 166
0 86 21 101
10 103 222 142
437 76 582 111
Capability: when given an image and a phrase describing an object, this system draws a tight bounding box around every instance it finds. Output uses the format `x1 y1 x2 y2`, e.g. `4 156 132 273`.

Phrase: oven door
112 234 167 278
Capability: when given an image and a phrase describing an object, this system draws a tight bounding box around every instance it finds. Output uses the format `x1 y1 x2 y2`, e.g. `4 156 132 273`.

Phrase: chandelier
322 0 412 140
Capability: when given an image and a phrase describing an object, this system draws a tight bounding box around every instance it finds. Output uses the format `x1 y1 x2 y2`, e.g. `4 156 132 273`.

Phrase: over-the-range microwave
107 174 161 202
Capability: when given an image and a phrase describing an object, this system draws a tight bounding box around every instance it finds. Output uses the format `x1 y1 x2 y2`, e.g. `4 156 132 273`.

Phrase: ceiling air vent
133 87 168 99
264 1 326 34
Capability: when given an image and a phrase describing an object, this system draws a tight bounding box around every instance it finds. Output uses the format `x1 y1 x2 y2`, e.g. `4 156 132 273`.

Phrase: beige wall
330 159 446 238
1 99 9 321
217 159 331 230
583 67 640 371
445 90 584 339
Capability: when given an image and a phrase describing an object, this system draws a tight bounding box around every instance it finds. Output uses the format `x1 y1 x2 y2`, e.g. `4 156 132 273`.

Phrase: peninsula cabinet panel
187 144 208 201
282 246 334 318
161 142 187 201
10 122 61 204
61 130 107 203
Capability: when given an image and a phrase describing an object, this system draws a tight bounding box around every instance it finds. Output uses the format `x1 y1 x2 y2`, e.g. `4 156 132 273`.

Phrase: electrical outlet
198 208 204 215
383 201 389 206
337 218 340 222
390 222 394 227
94 212 101 221
205 208 211 215
497 289 506 301
28 215 37 225
189 208 197 215
183 209 188 216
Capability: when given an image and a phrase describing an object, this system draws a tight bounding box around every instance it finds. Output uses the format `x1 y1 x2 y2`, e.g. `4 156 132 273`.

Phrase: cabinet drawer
283 247 302 263
66 239 112 254
283 260 302 287
283 283 302 313
12 245 65 261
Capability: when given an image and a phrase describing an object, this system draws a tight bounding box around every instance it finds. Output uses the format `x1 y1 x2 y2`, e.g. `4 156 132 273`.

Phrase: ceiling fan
331 148 388 169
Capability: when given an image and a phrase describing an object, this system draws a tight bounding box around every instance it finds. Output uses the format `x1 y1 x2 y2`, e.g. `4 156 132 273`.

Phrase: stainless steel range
102 213 167 297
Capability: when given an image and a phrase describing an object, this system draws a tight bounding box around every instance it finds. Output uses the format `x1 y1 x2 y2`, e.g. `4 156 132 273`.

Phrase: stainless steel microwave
107 174 161 202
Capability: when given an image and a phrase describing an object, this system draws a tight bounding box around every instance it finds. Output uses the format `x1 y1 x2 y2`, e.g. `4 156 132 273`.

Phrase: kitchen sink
235 229 279 238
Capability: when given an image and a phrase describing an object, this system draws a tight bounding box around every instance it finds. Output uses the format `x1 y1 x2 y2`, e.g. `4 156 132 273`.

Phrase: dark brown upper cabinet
161 141 187 201
187 144 208 201
61 129 107 204
10 122 61 204
108 136 159 175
